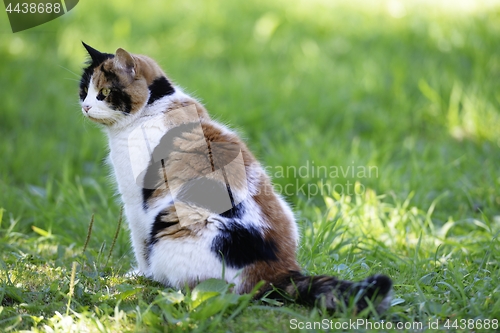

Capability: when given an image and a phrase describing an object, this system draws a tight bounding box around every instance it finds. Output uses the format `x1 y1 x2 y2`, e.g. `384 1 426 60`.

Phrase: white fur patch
149 229 242 290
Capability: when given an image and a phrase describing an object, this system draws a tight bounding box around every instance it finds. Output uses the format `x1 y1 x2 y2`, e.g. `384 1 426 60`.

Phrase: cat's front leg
124 210 152 277
128 231 151 277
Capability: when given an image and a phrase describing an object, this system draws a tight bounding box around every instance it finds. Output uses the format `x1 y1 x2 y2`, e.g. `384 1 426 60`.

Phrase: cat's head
79 42 167 126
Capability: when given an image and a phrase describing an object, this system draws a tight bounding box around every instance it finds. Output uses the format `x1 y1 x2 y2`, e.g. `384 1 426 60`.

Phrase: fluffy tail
264 271 392 314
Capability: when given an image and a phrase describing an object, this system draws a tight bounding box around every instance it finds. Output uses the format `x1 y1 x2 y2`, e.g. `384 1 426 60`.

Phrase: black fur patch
142 188 155 208
267 271 393 313
149 210 178 246
107 88 132 113
96 91 106 101
79 43 113 101
82 42 111 65
79 68 92 101
101 67 120 86
147 77 175 105
351 275 392 311
219 199 244 219
211 223 278 269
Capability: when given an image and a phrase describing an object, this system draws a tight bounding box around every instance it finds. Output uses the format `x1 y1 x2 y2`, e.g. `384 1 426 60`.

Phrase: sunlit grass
1 0 500 331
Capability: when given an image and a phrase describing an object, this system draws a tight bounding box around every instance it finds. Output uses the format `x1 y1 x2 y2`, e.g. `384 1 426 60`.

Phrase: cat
79 42 392 313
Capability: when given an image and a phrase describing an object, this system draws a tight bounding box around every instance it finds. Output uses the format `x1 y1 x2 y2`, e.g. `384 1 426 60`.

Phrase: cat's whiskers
64 77 81 83
59 65 80 78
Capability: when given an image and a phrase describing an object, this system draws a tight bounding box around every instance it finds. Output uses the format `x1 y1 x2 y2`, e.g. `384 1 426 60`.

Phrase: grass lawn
1 0 499 331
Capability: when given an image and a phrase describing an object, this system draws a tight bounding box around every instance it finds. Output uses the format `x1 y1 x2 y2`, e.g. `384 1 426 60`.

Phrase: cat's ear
114 48 135 78
82 42 108 64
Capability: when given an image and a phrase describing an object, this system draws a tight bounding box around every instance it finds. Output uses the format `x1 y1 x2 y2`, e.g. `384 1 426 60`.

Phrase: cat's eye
83 87 88 93
101 88 110 97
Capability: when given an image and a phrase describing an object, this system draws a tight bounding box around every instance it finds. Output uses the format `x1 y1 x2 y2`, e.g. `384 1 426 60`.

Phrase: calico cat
79 42 392 313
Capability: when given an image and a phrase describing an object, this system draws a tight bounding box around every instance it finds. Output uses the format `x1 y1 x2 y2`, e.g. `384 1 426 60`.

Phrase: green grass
1 0 500 331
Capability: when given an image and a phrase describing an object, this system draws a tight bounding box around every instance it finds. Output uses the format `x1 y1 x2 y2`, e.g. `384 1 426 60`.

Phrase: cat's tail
263 271 392 314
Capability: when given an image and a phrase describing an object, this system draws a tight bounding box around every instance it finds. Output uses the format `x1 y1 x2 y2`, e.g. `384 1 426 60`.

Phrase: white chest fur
106 119 156 275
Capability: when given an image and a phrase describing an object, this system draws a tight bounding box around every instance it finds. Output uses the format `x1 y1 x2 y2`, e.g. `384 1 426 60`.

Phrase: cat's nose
82 105 92 113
